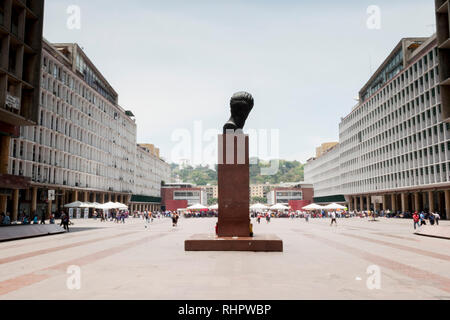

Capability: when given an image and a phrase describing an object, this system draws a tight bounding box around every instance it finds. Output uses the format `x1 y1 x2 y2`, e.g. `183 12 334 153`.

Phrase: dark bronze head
223 91 254 134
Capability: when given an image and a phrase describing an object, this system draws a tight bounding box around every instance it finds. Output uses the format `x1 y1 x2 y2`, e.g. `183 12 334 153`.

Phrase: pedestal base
185 234 283 252
0 225 66 242
415 226 450 240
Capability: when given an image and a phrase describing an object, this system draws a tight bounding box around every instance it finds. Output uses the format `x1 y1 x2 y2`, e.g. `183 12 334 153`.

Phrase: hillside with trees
171 159 304 186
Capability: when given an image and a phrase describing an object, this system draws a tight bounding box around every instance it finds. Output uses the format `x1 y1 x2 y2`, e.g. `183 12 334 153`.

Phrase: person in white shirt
434 212 441 226
330 211 337 226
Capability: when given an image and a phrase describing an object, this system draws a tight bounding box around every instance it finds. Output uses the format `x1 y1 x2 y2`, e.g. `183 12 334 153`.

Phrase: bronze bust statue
223 92 254 134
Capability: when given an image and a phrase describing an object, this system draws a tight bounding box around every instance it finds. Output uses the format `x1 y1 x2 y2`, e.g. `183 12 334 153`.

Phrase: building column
61 190 66 210
0 135 11 175
74 190 78 202
354 197 358 212
428 191 435 213
422 192 427 211
0 194 6 214
414 193 420 213
401 193 407 213
445 190 450 220
84 191 88 202
0 135 10 214
12 189 19 222
30 187 37 215
55 189 60 211
101 193 105 204
47 200 52 219
382 195 388 211
360 196 364 213
391 194 397 213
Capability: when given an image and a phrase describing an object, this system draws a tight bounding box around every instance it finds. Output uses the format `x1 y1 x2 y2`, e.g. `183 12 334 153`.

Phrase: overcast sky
43 0 435 165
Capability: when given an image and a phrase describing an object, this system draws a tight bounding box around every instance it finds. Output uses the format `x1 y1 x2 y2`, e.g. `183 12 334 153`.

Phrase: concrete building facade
267 183 314 206
129 144 171 212
316 142 339 158
0 0 44 217
3 40 170 220
305 144 345 205
306 35 450 218
161 183 207 211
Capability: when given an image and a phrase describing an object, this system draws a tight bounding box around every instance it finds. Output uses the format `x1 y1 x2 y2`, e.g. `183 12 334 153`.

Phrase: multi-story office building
315 142 339 158
0 0 44 215
435 0 450 122
267 184 314 206
250 184 266 199
161 183 207 211
130 144 171 212
4 40 169 220
306 35 450 218
305 144 345 204
203 185 218 201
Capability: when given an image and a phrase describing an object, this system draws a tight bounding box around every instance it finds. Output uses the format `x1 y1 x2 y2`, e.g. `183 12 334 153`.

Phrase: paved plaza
0 217 450 300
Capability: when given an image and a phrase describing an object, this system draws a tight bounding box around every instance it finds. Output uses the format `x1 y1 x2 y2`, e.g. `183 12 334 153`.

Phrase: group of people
1 211 56 226
412 211 441 229
183 210 218 218
255 213 272 224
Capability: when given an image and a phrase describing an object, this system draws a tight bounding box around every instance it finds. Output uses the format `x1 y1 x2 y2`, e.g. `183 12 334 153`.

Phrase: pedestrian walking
60 212 70 232
330 211 337 227
413 212 420 230
429 212 436 226
419 212 426 226
172 213 179 227
2 213 11 225
40 213 46 225
434 212 441 226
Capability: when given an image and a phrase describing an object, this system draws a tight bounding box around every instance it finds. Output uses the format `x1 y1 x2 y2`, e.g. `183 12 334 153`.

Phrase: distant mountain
170 159 304 186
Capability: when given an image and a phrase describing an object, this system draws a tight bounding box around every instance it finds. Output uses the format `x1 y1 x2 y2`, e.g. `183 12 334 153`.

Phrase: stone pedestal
185 234 283 252
185 134 283 252
217 134 250 237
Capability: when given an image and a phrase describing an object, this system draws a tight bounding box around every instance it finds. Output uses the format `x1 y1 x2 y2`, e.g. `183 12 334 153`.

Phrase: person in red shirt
413 212 420 230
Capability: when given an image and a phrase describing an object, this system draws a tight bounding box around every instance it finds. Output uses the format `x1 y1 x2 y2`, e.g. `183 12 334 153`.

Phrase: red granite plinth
217 134 250 237
185 234 283 252
184 133 283 252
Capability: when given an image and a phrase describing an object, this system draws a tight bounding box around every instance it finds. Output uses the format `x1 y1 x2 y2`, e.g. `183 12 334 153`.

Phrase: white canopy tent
113 202 128 210
209 204 219 210
97 202 128 210
250 203 268 211
64 201 85 208
187 204 209 210
302 203 325 211
323 203 348 210
270 204 290 211
80 202 93 208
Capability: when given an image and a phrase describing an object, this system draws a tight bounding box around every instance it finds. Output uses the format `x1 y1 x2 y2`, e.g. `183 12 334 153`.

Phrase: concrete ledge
0 225 66 242
185 234 283 252
415 226 450 240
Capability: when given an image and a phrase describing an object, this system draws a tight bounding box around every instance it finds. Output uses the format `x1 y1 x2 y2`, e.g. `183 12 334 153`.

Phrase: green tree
251 197 267 204
208 198 218 205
